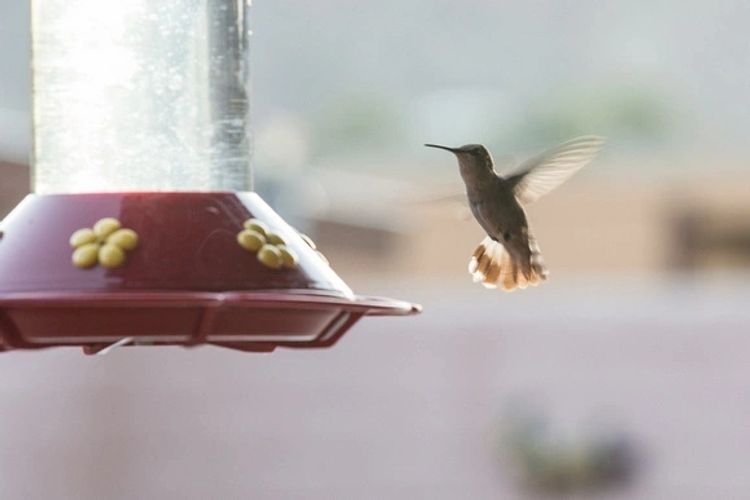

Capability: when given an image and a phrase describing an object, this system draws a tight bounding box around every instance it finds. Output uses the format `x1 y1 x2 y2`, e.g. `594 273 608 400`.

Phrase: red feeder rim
0 192 420 354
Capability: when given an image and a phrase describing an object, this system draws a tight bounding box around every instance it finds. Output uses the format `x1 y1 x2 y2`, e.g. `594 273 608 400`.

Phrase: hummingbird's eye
503 231 511 241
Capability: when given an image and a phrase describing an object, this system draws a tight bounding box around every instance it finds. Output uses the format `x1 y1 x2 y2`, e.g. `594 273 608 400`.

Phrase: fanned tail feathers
468 237 549 291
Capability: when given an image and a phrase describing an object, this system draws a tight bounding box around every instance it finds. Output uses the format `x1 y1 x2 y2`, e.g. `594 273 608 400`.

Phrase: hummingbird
425 136 605 291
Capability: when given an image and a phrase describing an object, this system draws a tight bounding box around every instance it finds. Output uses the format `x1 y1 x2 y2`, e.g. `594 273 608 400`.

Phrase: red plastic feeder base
0 193 419 353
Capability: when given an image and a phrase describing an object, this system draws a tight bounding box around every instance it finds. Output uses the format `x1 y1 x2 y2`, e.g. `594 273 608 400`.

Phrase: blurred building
274 165 750 285
1 159 750 283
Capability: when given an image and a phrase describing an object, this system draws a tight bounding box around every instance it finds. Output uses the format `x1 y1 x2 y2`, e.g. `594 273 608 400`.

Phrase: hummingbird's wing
507 136 605 204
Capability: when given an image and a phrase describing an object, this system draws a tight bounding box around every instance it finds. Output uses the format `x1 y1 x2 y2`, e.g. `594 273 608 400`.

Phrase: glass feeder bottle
32 0 252 193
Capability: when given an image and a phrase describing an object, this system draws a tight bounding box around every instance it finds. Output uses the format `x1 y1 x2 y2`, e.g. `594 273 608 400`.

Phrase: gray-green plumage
425 136 604 290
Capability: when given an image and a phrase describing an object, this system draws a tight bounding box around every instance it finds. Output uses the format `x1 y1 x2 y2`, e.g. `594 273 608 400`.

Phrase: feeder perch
0 0 419 354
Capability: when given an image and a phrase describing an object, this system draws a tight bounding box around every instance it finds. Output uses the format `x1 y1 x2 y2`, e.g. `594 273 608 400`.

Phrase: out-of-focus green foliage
311 92 406 158
498 85 672 151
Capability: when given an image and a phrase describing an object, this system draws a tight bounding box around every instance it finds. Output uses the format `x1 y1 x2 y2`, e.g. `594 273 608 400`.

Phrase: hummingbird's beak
424 143 458 153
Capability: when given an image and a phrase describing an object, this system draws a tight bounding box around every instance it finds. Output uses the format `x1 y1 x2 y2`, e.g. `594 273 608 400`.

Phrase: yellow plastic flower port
237 218 300 270
237 229 266 252
70 218 139 269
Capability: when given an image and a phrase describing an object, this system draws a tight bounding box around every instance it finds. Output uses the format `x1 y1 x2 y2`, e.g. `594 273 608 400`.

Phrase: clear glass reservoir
31 0 252 193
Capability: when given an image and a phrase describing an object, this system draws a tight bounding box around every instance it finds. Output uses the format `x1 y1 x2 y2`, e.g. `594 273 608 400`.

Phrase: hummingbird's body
426 136 604 291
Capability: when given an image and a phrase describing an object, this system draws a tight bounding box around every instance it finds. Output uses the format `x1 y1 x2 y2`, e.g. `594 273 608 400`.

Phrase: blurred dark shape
671 206 750 272
500 407 640 495
587 433 639 487
0 161 29 218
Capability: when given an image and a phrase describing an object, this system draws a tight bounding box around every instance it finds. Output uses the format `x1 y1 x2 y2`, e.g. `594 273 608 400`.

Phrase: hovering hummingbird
425 136 605 291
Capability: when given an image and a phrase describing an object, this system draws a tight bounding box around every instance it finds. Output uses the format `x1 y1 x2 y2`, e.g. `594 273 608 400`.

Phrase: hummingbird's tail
468 236 548 291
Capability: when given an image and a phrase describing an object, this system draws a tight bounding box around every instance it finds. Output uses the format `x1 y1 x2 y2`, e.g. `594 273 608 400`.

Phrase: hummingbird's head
424 143 494 172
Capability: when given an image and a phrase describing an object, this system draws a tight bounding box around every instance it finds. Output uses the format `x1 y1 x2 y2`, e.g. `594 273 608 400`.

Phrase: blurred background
2 0 750 498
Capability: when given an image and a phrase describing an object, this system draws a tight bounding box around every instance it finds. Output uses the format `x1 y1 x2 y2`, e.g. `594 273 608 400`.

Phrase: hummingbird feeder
0 0 419 354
